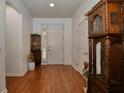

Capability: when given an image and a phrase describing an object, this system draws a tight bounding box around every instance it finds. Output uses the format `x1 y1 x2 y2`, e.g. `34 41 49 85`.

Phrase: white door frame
33 18 72 65
0 0 7 92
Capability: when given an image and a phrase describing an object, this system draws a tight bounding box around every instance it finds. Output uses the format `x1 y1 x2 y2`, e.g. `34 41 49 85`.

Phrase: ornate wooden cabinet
31 34 41 66
86 0 124 93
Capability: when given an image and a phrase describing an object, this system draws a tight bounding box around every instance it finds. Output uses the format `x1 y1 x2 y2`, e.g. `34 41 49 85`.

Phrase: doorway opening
6 5 23 76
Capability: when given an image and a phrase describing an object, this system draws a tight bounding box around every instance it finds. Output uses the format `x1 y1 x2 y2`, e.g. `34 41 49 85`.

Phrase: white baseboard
41 62 47 65
6 69 27 77
72 65 83 77
1 89 7 93
64 64 71 65
72 65 78 71
41 63 72 66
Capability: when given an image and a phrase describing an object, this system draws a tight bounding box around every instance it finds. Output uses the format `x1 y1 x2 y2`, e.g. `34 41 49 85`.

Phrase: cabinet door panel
31 34 41 50
110 42 122 82
32 50 41 66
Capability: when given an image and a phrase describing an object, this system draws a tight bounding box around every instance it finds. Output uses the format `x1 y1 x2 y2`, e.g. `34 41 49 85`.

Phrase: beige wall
72 0 100 74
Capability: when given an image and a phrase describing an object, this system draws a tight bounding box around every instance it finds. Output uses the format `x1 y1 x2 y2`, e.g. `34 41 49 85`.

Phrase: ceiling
21 0 82 18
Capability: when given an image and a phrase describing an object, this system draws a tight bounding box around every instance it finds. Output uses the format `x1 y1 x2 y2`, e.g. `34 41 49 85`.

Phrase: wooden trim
86 1 104 16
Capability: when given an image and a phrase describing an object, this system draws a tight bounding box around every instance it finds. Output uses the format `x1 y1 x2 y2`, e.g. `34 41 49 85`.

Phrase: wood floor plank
6 65 84 93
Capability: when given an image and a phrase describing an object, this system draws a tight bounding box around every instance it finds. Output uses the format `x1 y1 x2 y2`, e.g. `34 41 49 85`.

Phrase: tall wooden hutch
86 0 124 93
31 34 41 66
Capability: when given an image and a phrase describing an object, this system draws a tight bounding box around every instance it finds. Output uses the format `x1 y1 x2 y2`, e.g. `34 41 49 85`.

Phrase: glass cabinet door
96 42 102 75
93 15 103 33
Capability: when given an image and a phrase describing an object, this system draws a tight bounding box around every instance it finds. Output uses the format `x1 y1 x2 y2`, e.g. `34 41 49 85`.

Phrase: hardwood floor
6 65 84 93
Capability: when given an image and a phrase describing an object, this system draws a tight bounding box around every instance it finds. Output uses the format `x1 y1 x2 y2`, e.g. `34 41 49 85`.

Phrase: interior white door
47 24 64 64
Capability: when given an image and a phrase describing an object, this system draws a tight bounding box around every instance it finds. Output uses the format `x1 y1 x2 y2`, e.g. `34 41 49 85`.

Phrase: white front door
47 24 64 64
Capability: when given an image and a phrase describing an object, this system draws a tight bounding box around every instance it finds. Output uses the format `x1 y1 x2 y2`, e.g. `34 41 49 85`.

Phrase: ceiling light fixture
49 0 55 7
50 3 54 7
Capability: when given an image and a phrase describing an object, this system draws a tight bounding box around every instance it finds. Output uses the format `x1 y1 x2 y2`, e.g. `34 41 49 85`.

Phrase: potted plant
82 62 89 93
28 52 35 71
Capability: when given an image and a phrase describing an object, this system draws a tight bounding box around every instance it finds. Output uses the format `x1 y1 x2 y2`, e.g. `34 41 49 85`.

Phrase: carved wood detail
87 0 124 93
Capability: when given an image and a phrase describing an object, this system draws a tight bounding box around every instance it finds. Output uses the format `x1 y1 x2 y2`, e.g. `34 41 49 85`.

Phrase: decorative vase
83 78 88 93
83 86 88 93
28 62 35 71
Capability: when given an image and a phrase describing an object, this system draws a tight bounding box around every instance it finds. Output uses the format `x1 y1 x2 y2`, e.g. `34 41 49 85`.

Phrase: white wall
33 18 72 65
0 0 7 93
72 0 100 74
6 0 32 76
